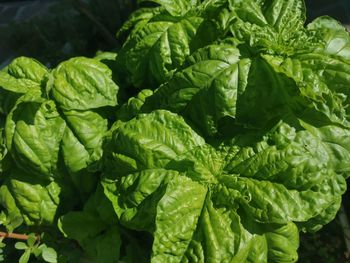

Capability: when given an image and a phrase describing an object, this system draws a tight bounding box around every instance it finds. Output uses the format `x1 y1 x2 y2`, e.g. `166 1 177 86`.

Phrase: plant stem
0 232 39 241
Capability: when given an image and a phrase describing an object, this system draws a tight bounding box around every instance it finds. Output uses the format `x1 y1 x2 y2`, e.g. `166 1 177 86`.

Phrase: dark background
0 0 349 68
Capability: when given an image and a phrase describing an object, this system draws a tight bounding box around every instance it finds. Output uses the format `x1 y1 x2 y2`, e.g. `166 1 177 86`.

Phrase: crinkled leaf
225 172 344 224
0 57 47 93
142 44 250 136
105 110 205 176
307 16 350 61
103 112 343 262
117 89 153 121
61 109 107 174
231 218 299 263
0 168 60 226
117 7 163 38
297 197 342 233
113 169 178 230
118 13 212 88
229 0 308 55
5 92 66 178
299 122 350 178
151 175 207 262
49 57 119 110
262 0 306 35
6 91 108 186
0 57 47 115
262 53 350 126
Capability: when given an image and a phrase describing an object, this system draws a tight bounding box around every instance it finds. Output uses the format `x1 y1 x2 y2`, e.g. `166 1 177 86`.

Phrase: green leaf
27 234 37 247
33 245 45 257
58 186 121 263
265 222 299 262
262 0 306 35
139 0 198 16
94 52 117 62
297 196 342 233
307 16 350 61
49 57 119 110
0 168 60 226
105 110 205 177
142 44 250 136
0 57 47 115
262 52 350 126
3 57 47 83
19 249 31 263
15 242 28 250
5 92 66 178
299 122 350 178
152 175 207 262
81 226 121 263
0 212 6 226
104 112 346 262
229 0 308 54
0 186 23 229
41 247 57 263
61 109 107 175
59 212 105 241
182 199 241 263
5 87 109 189
117 7 163 38
118 13 208 88
231 219 299 263
226 173 343 224
117 89 153 121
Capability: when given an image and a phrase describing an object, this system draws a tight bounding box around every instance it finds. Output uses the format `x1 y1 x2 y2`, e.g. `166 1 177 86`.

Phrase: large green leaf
5 91 107 195
231 218 299 263
142 42 348 137
117 7 163 38
0 57 47 115
142 44 250 136
103 111 346 262
0 168 60 226
61 109 107 174
0 57 47 92
262 53 350 126
118 14 205 88
49 57 119 110
229 0 308 54
5 91 66 178
151 176 207 262
104 110 205 177
307 16 350 61
117 0 230 89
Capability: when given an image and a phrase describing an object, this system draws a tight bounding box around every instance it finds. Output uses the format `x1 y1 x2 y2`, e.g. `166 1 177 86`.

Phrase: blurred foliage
299 215 350 263
1 0 137 67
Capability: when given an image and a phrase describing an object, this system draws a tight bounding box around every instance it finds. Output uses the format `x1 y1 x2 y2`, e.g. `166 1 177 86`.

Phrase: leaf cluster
1 0 350 262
